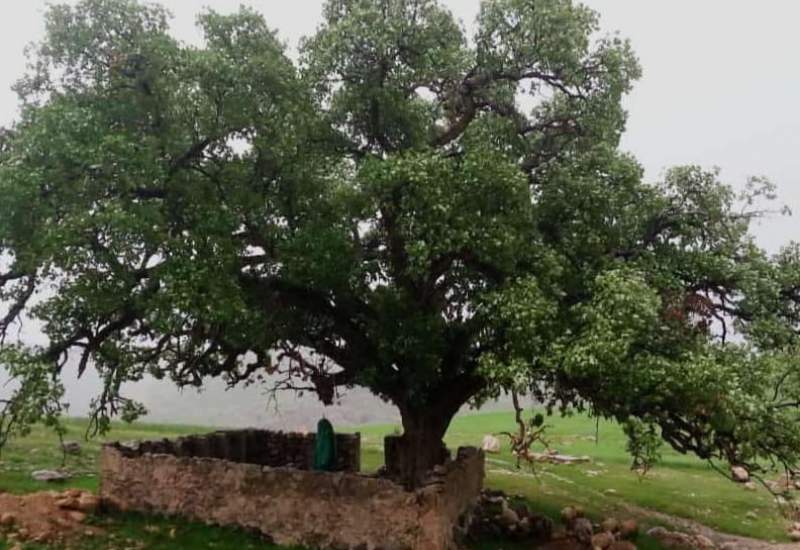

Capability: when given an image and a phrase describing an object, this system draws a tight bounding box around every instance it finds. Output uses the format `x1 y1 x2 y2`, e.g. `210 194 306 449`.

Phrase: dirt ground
2 488 799 550
0 489 102 547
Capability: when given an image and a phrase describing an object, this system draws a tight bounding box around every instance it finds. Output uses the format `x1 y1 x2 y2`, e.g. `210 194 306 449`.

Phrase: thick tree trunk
386 404 458 489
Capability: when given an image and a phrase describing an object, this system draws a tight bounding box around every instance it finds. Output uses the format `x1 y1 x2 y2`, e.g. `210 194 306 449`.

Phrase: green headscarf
313 417 337 471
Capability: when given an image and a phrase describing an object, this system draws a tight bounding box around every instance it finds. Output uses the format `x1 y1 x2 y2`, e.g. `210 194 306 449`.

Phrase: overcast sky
2 1 798 248
1 1 799 426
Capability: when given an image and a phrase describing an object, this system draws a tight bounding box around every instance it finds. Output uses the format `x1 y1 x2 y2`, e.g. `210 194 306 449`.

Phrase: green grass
0 419 283 550
359 411 791 543
0 511 287 550
0 411 792 548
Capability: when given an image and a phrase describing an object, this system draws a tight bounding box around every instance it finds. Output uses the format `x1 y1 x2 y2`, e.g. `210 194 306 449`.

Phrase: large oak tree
2 0 800 487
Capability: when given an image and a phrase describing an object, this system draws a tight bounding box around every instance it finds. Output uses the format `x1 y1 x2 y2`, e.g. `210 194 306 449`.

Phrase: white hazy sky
1 1 799 426
2 0 799 250
1 1 798 249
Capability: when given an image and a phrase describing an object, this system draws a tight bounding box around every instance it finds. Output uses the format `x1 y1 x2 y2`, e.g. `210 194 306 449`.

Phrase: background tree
2 0 800 488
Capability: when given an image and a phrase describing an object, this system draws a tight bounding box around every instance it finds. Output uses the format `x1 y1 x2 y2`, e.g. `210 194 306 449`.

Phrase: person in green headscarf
313 417 337 471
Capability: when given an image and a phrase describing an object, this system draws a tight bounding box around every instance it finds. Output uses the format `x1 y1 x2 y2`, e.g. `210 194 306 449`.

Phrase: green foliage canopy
1 0 800 483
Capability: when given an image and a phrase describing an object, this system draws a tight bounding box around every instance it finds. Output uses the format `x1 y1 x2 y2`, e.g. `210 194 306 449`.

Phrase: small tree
2 0 800 488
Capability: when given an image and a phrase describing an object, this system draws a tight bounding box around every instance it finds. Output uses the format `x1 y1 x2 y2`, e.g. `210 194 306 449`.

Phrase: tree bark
387 403 458 489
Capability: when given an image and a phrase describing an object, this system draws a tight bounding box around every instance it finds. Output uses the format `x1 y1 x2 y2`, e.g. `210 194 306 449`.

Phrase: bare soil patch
0 489 102 546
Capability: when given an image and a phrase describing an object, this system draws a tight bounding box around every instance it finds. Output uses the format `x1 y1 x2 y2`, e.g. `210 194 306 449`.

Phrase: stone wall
106 429 360 472
100 435 484 550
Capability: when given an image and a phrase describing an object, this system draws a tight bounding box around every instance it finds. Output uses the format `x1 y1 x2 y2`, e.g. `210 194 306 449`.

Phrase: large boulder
31 470 70 482
731 466 749 483
481 435 501 454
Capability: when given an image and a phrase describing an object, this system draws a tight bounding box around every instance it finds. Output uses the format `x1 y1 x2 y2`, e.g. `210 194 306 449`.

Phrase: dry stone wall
106 429 360 472
99 430 484 550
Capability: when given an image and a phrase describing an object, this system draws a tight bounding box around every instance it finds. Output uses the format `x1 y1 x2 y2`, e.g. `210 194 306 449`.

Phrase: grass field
0 411 791 548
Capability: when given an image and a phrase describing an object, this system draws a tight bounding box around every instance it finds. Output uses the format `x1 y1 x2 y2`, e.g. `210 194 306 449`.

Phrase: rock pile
468 489 554 542
757 471 800 540
559 506 639 549
0 488 101 545
768 470 800 495
468 491 640 549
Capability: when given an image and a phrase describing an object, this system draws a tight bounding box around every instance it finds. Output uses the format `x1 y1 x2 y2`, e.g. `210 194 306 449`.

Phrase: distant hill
3 361 516 430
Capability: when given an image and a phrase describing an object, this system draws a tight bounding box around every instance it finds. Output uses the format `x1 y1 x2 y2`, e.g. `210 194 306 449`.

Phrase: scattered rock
601 517 620 533
694 534 715 549
731 466 749 483
743 481 757 491
517 517 531 537
646 526 711 549
498 502 520 527
512 503 530 520
530 514 554 540
618 519 638 540
61 441 82 455
0 489 102 544
66 510 87 523
531 452 591 464
75 494 99 513
789 530 800 542
0 512 16 526
56 497 78 509
646 526 690 548
560 505 584 526
470 489 554 543
573 517 593 545
31 470 70 482
481 435 501 454
592 531 615 549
